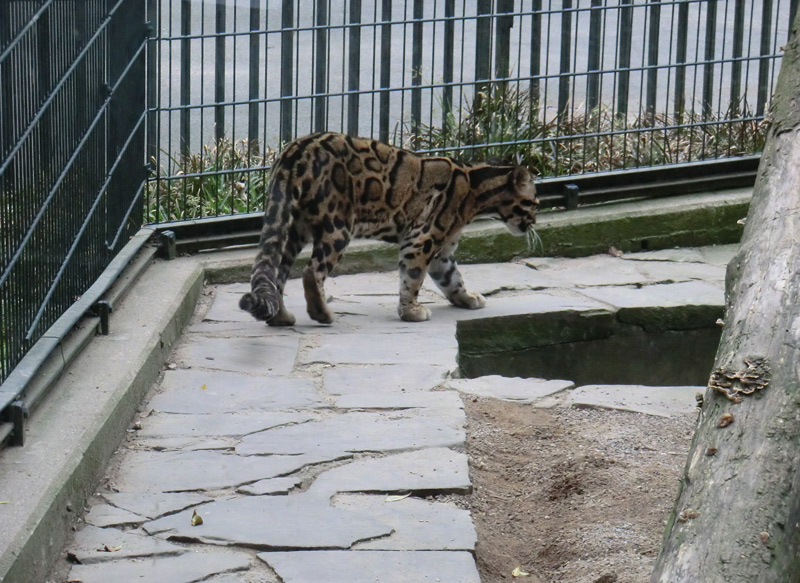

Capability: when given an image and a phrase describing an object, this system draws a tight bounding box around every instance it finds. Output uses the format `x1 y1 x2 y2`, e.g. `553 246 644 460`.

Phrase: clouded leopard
240 132 539 325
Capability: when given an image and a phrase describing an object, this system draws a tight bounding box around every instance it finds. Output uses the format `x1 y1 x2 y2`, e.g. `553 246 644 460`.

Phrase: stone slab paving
64 245 734 582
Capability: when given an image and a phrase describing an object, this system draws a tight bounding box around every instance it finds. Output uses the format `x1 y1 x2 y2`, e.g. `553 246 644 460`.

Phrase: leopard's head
497 166 539 237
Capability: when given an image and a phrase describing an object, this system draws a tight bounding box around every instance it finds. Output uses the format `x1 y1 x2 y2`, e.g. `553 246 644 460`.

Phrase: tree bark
650 13 800 583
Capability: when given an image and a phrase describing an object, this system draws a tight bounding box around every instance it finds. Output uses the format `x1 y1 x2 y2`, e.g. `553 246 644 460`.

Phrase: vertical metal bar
558 0 573 121
280 0 294 143
248 0 260 143
215 0 226 143
442 0 455 120
475 0 492 96
586 0 602 110
646 0 661 118
529 0 542 109
347 0 362 136
410 0 422 137
379 0 391 143
314 0 328 133
616 0 633 116
146 0 157 163
756 0 774 116
180 0 190 157
702 0 717 119
36 7 52 166
495 0 514 82
674 0 689 115
729 0 745 114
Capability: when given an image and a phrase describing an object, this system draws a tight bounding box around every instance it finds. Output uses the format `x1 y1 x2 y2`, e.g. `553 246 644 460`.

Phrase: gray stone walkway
63 245 733 583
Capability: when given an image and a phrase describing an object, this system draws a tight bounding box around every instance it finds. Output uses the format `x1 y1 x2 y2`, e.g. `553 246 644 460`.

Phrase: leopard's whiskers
526 226 542 253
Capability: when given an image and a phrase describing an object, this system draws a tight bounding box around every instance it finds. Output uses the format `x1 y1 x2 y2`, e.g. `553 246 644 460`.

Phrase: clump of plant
145 138 276 223
412 85 767 177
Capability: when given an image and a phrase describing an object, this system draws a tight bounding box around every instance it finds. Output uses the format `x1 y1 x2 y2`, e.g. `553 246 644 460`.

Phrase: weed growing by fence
146 88 768 222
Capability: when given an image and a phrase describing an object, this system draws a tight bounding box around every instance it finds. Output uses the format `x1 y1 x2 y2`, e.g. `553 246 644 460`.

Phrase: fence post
756 0 774 116
314 0 328 133
529 0 542 111
495 0 514 84
616 0 633 115
180 0 191 157
674 0 689 115
146 0 158 164
410 0 423 138
248 0 260 144
379 0 391 143
702 0 717 119
347 0 362 136
475 0 492 97
586 0 602 111
558 0 573 121
215 0 226 143
280 0 294 144
442 0 455 121
729 0 745 114
646 0 661 119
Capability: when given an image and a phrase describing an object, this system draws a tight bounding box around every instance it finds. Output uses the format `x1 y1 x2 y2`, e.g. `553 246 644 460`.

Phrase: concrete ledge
203 188 750 284
0 256 204 583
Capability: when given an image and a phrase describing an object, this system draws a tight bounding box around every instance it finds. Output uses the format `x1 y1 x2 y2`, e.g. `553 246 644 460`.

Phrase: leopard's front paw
452 292 486 310
398 302 431 322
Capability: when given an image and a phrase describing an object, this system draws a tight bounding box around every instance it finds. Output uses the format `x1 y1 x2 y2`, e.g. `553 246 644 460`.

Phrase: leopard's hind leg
267 224 309 326
302 228 350 324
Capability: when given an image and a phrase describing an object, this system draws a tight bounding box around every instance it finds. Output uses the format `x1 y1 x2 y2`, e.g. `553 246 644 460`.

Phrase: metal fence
0 0 151 432
147 0 793 222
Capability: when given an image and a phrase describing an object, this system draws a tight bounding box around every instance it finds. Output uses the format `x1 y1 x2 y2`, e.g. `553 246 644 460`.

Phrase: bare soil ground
447 398 697 583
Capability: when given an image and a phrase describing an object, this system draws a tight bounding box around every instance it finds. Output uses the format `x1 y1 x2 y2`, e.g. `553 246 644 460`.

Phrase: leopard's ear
512 166 532 188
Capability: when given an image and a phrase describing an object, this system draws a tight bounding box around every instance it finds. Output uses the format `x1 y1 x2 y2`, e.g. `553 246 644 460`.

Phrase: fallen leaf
512 566 530 577
191 509 203 526
200 384 208 390
386 493 412 502
0 501 9 504
97 544 123 552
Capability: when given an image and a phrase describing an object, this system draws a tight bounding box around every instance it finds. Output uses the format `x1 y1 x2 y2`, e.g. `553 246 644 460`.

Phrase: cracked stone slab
237 476 303 495
334 390 464 410
623 244 737 266
333 494 476 551
174 336 300 375
136 411 313 439
150 370 325 413
68 525 186 564
576 280 724 310
523 254 725 287
308 448 471 495
144 493 392 550
68 550 250 583
445 375 574 403
568 384 703 417
103 492 212 520
304 332 457 366
236 408 465 456
424 262 566 294
258 550 481 583
84 504 147 527
115 449 348 493
323 364 449 396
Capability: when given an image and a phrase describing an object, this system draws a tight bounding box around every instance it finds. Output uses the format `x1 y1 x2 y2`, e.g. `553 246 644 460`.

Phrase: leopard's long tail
239 167 294 322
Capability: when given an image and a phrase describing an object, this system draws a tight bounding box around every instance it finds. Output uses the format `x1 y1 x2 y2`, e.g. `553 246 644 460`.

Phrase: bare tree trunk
650 14 800 583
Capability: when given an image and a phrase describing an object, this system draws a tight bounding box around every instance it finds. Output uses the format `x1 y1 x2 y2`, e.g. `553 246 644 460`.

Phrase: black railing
0 0 151 440
147 0 792 224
